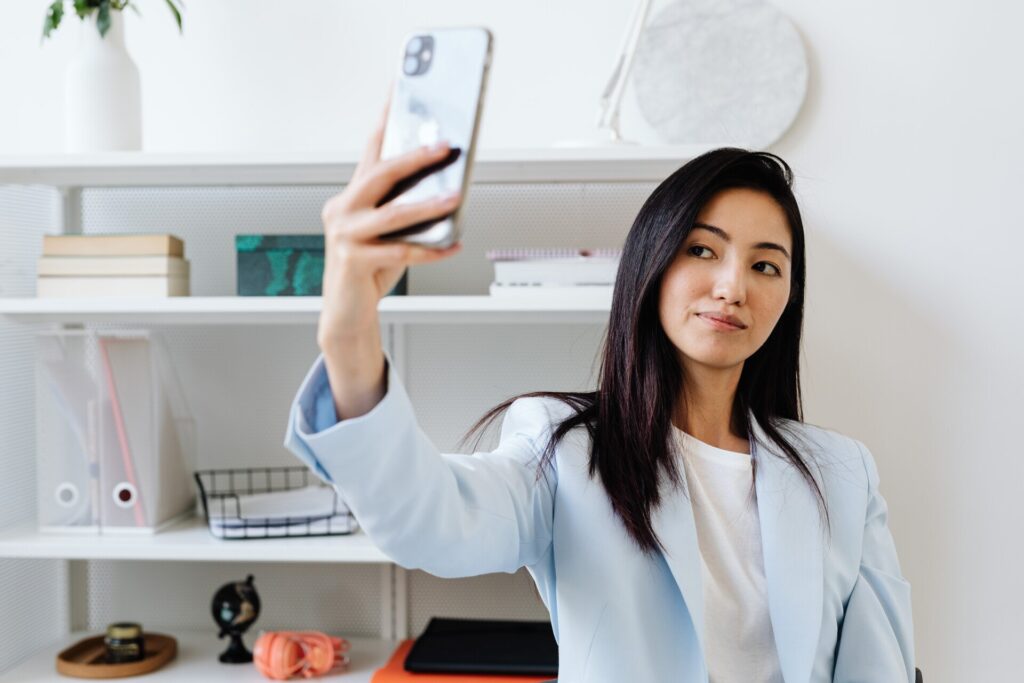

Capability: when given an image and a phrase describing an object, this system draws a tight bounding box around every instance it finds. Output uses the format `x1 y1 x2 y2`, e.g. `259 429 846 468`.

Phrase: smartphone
376 27 493 249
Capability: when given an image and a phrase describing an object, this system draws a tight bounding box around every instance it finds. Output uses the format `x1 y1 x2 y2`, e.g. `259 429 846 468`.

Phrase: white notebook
37 275 190 298
38 256 190 277
205 485 356 538
206 485 342 521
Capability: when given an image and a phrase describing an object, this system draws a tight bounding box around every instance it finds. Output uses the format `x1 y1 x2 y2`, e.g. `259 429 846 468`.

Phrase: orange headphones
252 630 351 680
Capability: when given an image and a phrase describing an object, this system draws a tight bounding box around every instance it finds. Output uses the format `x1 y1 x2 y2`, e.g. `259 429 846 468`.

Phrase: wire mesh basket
194 466 358 539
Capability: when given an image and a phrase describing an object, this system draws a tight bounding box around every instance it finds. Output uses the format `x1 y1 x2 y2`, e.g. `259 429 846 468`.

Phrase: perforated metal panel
407 568 551 637
0 185 68 673
0 559 68 671
407 324 606 452
78 182 656 297
84 561 384 636
80 324 323 471
81 185 336 297
405 182 655 295
0 180 659 645
0 184 51 522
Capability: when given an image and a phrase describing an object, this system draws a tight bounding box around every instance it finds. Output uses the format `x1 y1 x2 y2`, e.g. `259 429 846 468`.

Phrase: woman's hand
317 102 463 352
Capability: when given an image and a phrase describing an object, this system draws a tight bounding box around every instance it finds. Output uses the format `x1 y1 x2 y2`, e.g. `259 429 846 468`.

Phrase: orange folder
371 640 554 683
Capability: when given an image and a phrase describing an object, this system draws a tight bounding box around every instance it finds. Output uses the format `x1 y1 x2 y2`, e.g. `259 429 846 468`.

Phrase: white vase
64 11 142 152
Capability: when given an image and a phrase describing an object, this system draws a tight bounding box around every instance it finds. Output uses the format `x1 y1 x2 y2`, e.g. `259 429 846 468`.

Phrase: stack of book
37 234 190 298
487 248 621 300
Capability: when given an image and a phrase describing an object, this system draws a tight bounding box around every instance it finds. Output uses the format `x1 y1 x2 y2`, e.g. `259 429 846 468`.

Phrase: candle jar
104 622 145 663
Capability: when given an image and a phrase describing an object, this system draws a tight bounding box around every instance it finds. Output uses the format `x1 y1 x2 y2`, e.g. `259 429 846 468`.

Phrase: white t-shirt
671 426 785 683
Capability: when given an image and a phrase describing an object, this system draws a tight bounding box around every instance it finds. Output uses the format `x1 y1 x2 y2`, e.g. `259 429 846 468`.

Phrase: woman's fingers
359 241 462 270
350 142 452 207
346 191 461 241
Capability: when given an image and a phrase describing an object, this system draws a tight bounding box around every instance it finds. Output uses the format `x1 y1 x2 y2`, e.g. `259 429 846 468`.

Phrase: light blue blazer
284 354 916 682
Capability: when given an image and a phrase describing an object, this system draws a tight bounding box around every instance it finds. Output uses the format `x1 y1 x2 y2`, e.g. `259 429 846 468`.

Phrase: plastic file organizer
35 329 195 533
194 467 357 539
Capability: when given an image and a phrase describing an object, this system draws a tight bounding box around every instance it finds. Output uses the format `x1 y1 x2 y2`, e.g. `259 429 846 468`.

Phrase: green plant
42 0 183 41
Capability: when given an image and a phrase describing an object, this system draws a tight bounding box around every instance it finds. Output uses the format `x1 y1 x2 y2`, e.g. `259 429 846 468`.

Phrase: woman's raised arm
316 99 462 422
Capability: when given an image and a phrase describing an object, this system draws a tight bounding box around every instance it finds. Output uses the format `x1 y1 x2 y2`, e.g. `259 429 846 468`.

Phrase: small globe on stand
211 574 261 663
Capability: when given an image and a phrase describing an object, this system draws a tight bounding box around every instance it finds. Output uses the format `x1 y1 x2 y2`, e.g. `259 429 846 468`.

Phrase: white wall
3 1 1023 679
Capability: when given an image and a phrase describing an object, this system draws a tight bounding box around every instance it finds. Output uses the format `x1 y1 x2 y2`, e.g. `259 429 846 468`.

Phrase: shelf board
0 145 713 187
0 630 398 683
0 517 390 563
0 294 612 325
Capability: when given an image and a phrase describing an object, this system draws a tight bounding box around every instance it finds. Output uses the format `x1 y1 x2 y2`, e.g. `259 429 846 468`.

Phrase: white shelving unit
0 632 398 683
0 293 611 325
0 146 694 680
0 519 389 564
0 145 711 186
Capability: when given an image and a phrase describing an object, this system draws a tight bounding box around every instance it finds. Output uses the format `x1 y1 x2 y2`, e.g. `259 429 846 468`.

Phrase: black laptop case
404 617 558 676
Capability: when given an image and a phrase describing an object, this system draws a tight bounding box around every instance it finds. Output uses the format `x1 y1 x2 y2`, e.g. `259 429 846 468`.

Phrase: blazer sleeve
282 352 557 578
833 441 916 682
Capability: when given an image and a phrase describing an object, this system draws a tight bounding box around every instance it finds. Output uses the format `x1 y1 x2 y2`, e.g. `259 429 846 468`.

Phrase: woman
284 108 916 682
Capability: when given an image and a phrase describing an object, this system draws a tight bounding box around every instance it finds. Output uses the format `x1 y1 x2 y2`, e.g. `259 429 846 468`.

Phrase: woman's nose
712 263 747 305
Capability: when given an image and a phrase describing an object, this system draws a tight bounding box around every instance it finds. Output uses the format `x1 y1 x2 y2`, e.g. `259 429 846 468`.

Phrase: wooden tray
56 633 177 679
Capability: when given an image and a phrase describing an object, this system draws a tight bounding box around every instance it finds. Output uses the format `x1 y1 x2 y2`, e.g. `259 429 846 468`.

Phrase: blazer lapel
650 468 708 679
750 412 824 683
652 416 824 682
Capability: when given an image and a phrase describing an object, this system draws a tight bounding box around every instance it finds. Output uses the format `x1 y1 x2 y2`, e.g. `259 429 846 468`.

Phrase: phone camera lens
403 34 433 75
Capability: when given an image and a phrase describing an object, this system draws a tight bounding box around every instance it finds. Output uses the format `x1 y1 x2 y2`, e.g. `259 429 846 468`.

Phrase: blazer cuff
283 350 413 484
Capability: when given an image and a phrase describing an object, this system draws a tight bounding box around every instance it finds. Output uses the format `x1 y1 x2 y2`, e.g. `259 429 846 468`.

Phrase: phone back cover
381 27 490 208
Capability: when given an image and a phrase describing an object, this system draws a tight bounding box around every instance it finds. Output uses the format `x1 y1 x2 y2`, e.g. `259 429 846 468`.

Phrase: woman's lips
697 313 745 331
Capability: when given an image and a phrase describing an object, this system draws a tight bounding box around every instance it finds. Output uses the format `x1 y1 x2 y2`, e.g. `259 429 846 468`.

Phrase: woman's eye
687 246 782 277
755 262 782 276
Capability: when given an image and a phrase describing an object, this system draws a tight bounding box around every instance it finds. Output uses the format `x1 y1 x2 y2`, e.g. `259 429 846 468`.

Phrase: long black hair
459 147 827 554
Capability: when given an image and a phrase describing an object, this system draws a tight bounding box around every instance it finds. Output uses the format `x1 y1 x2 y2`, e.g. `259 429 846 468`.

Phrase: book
493 259 618 285
37 256 190 277
489 282 613 302
488 248 620 286
37 275 190 298
43 234 184 257
485 247 621 261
